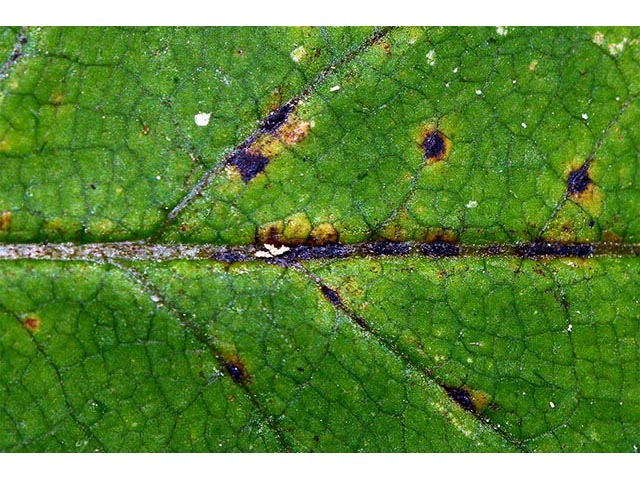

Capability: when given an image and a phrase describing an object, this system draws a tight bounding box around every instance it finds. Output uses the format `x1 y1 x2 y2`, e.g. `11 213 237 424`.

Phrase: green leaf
0 27 638 452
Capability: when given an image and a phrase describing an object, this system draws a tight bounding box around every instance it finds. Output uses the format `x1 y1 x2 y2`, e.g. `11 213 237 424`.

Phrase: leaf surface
0 26 638 452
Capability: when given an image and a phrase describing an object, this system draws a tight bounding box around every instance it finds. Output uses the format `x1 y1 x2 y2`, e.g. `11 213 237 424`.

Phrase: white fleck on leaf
290 45 307 63
426 49 436 66
194 112 211 126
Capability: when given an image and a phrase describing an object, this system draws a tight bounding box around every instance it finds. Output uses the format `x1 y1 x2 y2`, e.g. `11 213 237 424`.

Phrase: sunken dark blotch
260 102 295 133
443 385 475 413
418 240 460 258
224 361 248 384
567 162 592 195
520 241 593 259
320 284 342 306
422 130 447 160
229 150 270 182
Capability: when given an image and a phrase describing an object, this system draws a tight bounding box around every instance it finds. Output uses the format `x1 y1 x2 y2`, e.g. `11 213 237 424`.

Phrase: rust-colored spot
380 40 392 56
142 124 150 135
419 126 451 164
22 315 41 333
278 118 311 145
603 231 623 243
0 211 11 231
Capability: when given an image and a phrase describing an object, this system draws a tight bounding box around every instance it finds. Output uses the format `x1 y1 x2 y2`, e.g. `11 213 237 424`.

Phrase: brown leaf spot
0 211 11 231
22 315 41 333
603 231 623 243
256 220 284 245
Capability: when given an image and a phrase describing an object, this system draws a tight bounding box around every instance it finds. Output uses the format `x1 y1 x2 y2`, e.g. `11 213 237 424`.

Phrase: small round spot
22 315 41 333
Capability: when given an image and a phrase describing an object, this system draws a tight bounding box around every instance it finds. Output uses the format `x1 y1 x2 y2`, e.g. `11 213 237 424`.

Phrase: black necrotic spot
520 241 593 259
364 241 412 256
224 361 248 383
422 130 446 159
229 150 270 182
289 243 352 261
418 241 460 258
320 284 342 306
443 386 475 413
260 102 295 133
567 162 592 195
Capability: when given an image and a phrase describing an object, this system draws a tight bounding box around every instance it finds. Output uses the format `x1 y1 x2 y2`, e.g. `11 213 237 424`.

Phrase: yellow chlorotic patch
423 228 458 244
469 389 491 412
256 220 284 244
379 221 409 242
278 118 311 145
0 138 11 152
309 223 339 245
249 134 284 158
290 45 307 63
88 218 115 236
283 212 312 244
50 91 65 105
572 182 603 215
245 114 312 163
0 211 11 231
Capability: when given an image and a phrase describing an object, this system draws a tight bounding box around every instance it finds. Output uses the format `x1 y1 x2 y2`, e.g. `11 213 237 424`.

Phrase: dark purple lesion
259 102 296 134
422 130 448 161
443 385 475 413
223 359 250 384
566 161 592 196
229 150 270 182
